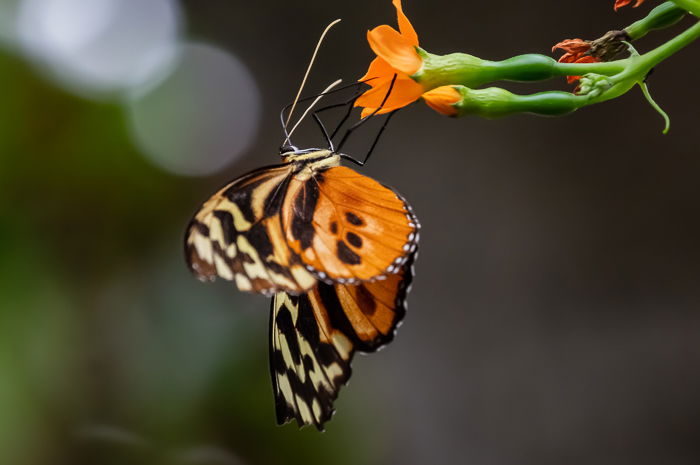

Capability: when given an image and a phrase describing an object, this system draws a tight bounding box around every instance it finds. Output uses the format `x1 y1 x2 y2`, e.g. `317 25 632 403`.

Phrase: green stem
452 86 587 118
626 2 687 40
671 0 700 17
417 19 700 90
417 52 629 89
550 59 629 77
613 19 700 82
586 80 637 105
639 82 671 134
448 18 700 120
448 80 647 119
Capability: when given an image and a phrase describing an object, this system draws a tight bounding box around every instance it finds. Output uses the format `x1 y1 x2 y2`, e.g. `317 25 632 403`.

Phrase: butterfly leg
357 110 397 166
311 113 333 151
309 83 365 151
334 73 398 160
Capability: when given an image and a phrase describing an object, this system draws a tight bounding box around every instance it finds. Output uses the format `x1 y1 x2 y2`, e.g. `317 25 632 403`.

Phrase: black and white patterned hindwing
269 251 416 430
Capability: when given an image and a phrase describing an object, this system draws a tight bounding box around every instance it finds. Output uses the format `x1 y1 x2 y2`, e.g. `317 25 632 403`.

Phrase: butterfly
185 145 419 429
184 24 418 429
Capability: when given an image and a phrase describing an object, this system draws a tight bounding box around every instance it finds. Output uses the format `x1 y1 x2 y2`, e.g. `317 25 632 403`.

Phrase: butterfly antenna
279 79 376 149
286 79 342 141
284 18 342 129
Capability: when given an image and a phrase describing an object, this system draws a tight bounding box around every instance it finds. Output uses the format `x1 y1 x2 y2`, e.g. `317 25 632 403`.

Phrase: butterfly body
186 146 419 429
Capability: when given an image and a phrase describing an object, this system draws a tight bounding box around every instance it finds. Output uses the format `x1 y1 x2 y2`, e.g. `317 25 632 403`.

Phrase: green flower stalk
444 86 584 119
357 0 699 131
415 51 627 89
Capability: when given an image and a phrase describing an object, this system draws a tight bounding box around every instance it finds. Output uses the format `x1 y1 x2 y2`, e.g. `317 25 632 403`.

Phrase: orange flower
614 0 645 11
422 86 461 116
552 38 601 84
355 0 425 117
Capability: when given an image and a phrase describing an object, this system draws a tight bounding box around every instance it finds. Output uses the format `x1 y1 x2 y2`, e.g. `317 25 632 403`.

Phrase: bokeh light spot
127 42 261 176
16 0 180 97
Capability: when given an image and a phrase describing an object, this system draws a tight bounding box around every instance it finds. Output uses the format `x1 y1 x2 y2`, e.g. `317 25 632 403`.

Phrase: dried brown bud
589 30 631 61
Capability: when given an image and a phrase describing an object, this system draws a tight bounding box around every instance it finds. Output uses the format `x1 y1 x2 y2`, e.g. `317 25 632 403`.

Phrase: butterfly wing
269 252 416 430
185 164 317 295
282 165 419 284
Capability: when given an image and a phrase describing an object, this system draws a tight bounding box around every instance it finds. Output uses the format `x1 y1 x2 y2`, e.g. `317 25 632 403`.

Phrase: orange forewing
282 166 418 283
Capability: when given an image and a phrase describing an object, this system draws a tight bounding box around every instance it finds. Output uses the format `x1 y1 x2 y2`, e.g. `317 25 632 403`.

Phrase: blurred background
1 0 699 464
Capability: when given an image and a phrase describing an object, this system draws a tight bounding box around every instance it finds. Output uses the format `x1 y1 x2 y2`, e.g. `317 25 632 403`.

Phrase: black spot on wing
336 241 361 265
329 221 338 235
345 211 364 226
346 232 362 248
355 284 377 316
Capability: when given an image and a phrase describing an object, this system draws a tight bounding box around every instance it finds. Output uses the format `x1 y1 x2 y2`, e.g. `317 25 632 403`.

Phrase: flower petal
614 0 645 11
552 38 590 54
367 25 423 76
355 75 424 116
359 56 395 82
392 0 418 46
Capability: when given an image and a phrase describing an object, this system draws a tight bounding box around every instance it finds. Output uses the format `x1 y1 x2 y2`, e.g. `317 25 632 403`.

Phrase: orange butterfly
185 26 418 429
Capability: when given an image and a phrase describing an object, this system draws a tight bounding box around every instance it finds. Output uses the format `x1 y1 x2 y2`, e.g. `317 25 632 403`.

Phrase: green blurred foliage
0 49 388 465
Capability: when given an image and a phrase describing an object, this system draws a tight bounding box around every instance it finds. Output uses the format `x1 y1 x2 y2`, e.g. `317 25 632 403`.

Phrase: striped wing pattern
270 253 415 430
185 164 317 295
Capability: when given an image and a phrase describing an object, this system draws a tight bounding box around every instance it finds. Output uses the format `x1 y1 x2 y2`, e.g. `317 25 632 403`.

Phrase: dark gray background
177 1 700 464
1 1 698 464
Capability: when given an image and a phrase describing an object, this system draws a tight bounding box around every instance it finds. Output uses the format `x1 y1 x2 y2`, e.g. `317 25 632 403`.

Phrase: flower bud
576 73 613 98
422 86 461 116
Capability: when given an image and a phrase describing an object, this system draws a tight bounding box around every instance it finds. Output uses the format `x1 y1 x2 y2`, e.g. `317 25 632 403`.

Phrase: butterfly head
279 143 299 155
